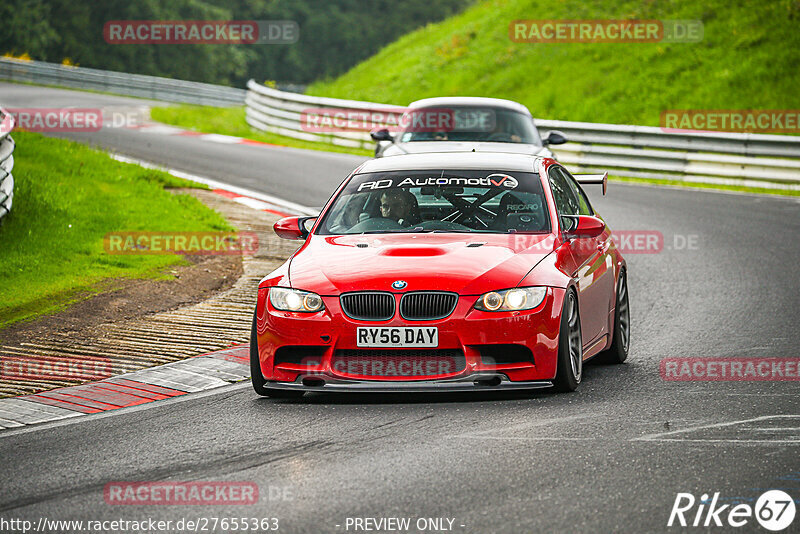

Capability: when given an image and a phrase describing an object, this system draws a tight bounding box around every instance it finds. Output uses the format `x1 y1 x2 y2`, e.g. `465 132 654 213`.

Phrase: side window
561 168 593 216
548 166 581 231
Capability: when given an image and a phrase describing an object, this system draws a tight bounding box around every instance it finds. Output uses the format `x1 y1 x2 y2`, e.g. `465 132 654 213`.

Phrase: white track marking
233 196 275 211
110 154 318 216
636 439 800 444
199 133 244 144
454 436 596 441
634 415 800 445
135 125 186 135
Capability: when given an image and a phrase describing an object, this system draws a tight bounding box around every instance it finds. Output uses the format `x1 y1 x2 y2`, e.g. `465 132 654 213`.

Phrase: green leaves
1 0 470 86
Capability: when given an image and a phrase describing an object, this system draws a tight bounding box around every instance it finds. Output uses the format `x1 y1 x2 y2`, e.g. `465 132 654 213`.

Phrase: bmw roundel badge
392 280 407 290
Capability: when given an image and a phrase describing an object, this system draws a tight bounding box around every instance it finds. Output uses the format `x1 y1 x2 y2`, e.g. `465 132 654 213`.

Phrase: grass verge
150 105 372 157
0 130 232 328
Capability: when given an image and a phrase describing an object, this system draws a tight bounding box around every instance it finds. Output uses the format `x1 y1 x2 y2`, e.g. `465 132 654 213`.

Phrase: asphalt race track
1 84 799 533
0 83 364 209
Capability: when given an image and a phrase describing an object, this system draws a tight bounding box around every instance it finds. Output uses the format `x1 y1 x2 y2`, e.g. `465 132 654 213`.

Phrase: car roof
407 97 532 117
355 152 545 174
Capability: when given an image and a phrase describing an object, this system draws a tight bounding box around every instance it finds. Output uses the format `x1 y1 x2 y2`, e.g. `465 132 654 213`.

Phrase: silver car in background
371 96 567 158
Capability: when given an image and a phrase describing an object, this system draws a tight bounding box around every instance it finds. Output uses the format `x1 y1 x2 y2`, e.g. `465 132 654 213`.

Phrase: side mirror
544 130 567 146
564 215 605 239
370 128 393 142
274 216 316 240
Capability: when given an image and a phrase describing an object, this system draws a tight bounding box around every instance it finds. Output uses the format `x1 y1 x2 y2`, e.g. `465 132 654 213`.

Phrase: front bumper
255 286 566 389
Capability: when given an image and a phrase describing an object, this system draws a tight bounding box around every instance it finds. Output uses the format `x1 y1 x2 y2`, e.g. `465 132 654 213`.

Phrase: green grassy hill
309 0 800 126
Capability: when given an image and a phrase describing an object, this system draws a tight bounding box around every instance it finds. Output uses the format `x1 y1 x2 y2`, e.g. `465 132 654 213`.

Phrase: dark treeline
0 0 469 87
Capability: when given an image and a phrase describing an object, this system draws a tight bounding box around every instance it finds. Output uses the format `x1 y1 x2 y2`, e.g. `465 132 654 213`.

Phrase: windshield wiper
359 227 427 234
357 227 506 235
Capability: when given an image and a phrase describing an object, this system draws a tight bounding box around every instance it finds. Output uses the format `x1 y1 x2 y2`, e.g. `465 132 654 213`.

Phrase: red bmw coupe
251 152 629 396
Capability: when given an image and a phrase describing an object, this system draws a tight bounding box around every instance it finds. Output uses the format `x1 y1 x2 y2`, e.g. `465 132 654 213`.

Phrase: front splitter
265 373 553 393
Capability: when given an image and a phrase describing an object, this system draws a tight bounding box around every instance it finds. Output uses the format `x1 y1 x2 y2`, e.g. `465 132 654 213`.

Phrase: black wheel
596 269 630 364
552 290 582 392
250 310 304 398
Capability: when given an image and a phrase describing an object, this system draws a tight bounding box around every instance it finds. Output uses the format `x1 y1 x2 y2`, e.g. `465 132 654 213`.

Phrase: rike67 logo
668 490 796 531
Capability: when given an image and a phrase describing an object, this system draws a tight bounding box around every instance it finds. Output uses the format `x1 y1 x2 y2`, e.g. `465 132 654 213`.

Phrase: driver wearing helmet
380 189 415 226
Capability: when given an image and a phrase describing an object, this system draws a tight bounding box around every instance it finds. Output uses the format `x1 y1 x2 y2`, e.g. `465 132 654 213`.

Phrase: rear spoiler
574 172 608 195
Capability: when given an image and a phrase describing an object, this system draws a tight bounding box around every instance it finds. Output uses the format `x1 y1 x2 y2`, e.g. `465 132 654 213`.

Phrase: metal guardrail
246 79 800 186
0 57 245 106
245 79 405 150
534 119 800 185
0 108 15 220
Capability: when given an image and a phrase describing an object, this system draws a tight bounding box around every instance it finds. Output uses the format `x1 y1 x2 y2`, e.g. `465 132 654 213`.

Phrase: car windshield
316 170 550 235
398 106 542 145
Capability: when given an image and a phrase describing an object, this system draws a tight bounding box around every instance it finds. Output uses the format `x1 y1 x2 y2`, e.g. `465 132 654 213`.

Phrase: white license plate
356 327 438 348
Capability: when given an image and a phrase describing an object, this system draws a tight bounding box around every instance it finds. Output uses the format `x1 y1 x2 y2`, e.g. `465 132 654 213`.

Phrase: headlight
474 287 547 312
269 287 325 312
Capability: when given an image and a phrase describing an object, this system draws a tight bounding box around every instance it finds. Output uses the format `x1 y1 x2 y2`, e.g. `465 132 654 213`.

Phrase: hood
288 233 555 295
382 141 550 158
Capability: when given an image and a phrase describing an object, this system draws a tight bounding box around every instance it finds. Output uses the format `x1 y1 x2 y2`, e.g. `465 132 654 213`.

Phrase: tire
596 269 630 364
250 309 304 399
552 290 582 392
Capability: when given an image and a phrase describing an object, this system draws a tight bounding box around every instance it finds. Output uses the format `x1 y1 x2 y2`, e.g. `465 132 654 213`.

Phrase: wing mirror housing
544 130 567 146
370 128 394 142
564 215 605 239
274 216 316 240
